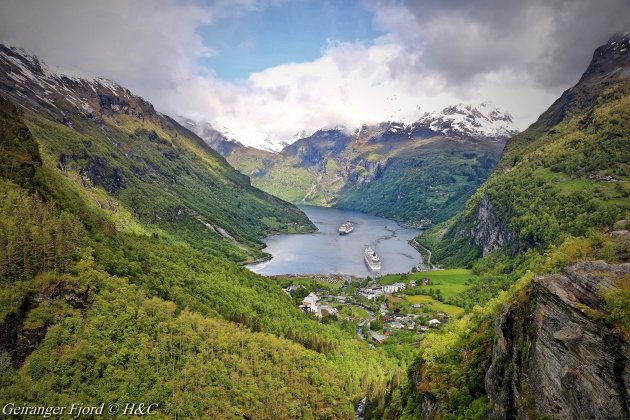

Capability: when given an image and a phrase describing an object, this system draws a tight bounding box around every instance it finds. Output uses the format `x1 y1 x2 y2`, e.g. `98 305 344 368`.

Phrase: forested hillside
418 33 630 269
0 63 400 417
0 45 314 263
380 33 630 419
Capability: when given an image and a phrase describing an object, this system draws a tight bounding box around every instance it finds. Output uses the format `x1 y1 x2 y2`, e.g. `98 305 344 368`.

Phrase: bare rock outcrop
468 194 518 256
485 261 630 419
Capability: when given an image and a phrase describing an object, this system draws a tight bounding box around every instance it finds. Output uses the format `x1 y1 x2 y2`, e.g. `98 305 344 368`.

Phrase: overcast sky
0 0 628 147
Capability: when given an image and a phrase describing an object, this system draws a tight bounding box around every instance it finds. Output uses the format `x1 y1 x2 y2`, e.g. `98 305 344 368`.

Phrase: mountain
208 103 517 225
413 102 518 139
0 46 399 417
0 45 315 263
382 33 630 419
417 32 630 267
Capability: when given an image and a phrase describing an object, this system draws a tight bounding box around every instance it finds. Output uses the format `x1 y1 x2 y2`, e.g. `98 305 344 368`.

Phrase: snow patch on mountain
415 102 519 138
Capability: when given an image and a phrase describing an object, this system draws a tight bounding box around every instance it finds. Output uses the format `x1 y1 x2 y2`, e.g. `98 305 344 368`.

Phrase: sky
0 0 628 148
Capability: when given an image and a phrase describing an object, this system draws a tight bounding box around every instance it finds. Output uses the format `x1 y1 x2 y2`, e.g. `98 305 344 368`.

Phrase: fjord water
247 206 422 276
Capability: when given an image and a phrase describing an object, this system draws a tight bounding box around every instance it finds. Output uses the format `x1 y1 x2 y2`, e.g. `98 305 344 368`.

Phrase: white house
301 292 320 313
428 318 441 326
382 282 406 294
359 287 383 300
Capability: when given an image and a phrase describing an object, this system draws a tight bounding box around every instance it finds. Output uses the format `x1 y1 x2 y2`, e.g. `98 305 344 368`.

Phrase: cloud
0 0 628 148
372 0 629 88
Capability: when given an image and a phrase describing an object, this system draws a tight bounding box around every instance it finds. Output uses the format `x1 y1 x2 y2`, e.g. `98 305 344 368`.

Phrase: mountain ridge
197 103 516 225
181 101 518 155
0 44 315 262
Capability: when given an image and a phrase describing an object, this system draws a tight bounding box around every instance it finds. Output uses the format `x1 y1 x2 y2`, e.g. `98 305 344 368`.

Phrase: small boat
364 247 381 271
338 221 354 235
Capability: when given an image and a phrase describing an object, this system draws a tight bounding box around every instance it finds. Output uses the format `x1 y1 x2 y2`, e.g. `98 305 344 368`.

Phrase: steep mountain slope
200 103 515 225
419 33 630 267
381 34 630 419
0 45 314 263
0 54 399 416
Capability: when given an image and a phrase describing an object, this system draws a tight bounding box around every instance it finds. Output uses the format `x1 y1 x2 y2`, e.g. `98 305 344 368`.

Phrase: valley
181 103 514 225
0 11 628 419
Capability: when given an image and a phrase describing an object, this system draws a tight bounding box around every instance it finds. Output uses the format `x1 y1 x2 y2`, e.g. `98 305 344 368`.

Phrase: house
407 322 415 330
370 331 388 344
359 287 383 300
389 322 405 329
418 325 429 332
428 318 441 327
382 282 406 294
412 303 422 309
421 277 431 285
301 292 320 313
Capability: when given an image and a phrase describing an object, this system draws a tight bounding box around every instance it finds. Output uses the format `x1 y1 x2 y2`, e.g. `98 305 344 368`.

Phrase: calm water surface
247 206 422 276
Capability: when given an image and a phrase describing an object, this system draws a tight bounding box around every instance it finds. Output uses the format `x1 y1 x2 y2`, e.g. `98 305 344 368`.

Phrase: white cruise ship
338 221 354 235
364 247 382 271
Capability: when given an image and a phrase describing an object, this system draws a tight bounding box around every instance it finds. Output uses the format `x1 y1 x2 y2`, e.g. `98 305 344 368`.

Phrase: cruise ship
364 247 382 271
338 221 354 235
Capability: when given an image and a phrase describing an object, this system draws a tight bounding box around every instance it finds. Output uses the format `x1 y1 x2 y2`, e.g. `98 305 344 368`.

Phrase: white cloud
171 37 557 144
1 0 627 148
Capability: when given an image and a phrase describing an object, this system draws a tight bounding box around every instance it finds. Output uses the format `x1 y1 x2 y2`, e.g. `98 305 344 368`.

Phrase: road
356 305 376 349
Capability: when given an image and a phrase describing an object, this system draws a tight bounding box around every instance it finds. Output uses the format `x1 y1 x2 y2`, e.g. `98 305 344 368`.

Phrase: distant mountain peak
414 103 518 139
288 130 310 144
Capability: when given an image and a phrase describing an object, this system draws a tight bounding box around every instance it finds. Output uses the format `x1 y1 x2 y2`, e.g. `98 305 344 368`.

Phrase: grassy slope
25 108 314 263
378 269 474 317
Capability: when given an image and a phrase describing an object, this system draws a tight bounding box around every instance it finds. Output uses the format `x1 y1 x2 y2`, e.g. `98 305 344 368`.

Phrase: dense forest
0 94 402 418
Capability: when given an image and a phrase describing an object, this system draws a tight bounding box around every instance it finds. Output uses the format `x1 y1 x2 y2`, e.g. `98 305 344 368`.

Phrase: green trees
0 95 399 418
0 182 83 282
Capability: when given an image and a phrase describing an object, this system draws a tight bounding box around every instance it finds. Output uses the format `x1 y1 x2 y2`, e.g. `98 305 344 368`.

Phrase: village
276 271 467 347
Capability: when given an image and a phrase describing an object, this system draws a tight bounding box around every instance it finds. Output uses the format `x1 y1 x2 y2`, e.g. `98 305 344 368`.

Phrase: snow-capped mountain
175 116 285 153
412 102 519 139
0 45 153 123
175 117 243 156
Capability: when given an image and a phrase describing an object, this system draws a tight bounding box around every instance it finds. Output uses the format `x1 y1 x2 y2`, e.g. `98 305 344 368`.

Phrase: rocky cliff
486 261 630 419
467 194 518 256
0 282 92 367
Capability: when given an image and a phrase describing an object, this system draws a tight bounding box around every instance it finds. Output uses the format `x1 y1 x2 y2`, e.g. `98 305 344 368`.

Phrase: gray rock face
485 261 630 419
468 194 517 256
